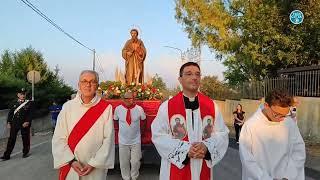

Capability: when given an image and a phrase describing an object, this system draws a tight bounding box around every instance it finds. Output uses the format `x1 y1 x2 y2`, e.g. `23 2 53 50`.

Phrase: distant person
289 97 299 123
48 101 62 132
114 91 146 180
233 104 245 143
1 88 33 161
52 70 115 180
239 89 305 179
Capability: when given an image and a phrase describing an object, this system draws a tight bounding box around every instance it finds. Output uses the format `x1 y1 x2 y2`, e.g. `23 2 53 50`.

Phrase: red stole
59 99 109 180
168 92 215 180
122 103 136 125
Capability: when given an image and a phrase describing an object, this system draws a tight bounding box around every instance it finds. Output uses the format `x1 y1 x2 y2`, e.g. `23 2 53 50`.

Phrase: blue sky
0 0 226 88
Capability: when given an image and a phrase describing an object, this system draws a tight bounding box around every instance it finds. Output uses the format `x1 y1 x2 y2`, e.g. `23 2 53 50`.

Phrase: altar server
239 89 305 180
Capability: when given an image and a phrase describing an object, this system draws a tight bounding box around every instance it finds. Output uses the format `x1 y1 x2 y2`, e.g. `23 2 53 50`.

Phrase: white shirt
114 104 146 145
239 109 306 180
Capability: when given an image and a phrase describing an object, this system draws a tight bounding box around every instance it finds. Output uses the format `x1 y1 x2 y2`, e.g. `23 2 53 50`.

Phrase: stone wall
215 97 320 141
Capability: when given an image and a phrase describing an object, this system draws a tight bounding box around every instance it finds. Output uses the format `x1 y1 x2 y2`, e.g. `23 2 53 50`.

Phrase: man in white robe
52 70 115 180
239 89 306 180
151 62 229 180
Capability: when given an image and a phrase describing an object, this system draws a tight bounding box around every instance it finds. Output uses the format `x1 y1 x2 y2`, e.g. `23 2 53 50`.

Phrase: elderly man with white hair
52 70 115 180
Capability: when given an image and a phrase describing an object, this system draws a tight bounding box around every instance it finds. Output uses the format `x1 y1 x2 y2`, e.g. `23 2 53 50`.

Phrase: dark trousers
234 123 242 142
3 125 30 158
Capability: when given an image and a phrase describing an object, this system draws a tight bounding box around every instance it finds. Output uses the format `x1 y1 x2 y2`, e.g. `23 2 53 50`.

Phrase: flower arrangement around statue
100 81 163 100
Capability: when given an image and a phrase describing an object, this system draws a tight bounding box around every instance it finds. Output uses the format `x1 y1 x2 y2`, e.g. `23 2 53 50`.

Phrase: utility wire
20 0 109 78
20 0 93 52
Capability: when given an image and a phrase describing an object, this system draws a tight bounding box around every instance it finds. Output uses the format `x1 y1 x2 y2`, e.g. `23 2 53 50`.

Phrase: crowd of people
1 62 306 180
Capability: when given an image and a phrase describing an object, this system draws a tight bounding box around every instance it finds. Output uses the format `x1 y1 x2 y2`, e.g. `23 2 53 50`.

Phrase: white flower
146 91 150 95
138 88 142 92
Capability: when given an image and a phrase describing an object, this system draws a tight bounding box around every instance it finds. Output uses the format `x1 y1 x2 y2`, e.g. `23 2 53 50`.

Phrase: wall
215 97 320 141
0 109 51 139
296 97 320 141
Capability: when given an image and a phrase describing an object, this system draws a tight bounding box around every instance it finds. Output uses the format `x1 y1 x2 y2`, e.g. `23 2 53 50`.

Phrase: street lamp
163 46 184 63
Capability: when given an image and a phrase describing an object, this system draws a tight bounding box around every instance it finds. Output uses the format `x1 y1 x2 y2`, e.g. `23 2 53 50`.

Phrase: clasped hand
188 142 208 159
71 161 94 176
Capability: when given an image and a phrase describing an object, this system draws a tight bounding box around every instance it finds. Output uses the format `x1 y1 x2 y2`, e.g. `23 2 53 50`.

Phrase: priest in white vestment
52 70 115 180
152 62 229 180
239 89 306 180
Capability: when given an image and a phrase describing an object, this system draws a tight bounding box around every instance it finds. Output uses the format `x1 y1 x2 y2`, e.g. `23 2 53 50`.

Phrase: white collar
78 94 99 107
183 93 197 102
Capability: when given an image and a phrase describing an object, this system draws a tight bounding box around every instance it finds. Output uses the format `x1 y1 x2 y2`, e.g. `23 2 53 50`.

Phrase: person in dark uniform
1 88 33 161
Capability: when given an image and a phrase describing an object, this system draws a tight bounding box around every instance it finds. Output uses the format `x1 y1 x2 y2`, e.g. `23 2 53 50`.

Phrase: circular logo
170 114 187 140
290 10 304 25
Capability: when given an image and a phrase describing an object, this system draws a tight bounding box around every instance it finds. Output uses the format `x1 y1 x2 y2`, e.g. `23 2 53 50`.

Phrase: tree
12 46 49 81
151 74 167 91
0 47 74 111
0 50 14 76
200 75 237 100
175 0 320 85
0 73 28 109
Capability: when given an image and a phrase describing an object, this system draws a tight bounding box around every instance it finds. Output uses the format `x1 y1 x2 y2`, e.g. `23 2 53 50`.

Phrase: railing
235 70 320 99
265 70 320 97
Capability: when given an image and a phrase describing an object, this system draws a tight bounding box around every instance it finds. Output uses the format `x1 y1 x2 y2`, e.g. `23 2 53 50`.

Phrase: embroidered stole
168 92 215 180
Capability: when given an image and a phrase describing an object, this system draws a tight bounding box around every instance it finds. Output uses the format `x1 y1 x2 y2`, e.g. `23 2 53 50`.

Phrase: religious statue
122 29 147 85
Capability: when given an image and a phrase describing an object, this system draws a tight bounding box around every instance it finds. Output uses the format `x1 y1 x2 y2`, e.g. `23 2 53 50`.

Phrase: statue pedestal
105 99 162 145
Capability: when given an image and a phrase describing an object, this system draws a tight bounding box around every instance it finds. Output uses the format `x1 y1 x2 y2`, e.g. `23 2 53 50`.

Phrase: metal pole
93 49 96 71
32 71 35 101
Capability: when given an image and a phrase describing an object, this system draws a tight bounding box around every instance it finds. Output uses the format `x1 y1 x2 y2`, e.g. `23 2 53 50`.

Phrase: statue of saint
122 29 147 85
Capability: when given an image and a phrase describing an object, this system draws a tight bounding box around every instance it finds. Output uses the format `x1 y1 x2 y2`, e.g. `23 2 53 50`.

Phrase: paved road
0 133 318 180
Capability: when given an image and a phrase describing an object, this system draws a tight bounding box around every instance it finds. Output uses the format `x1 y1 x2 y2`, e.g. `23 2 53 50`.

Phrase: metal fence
237 70 320 99
237 81 265 99
265 70 320 97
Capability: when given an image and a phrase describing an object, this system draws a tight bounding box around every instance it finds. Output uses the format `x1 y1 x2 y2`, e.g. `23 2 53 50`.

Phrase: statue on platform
122 29 147 85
